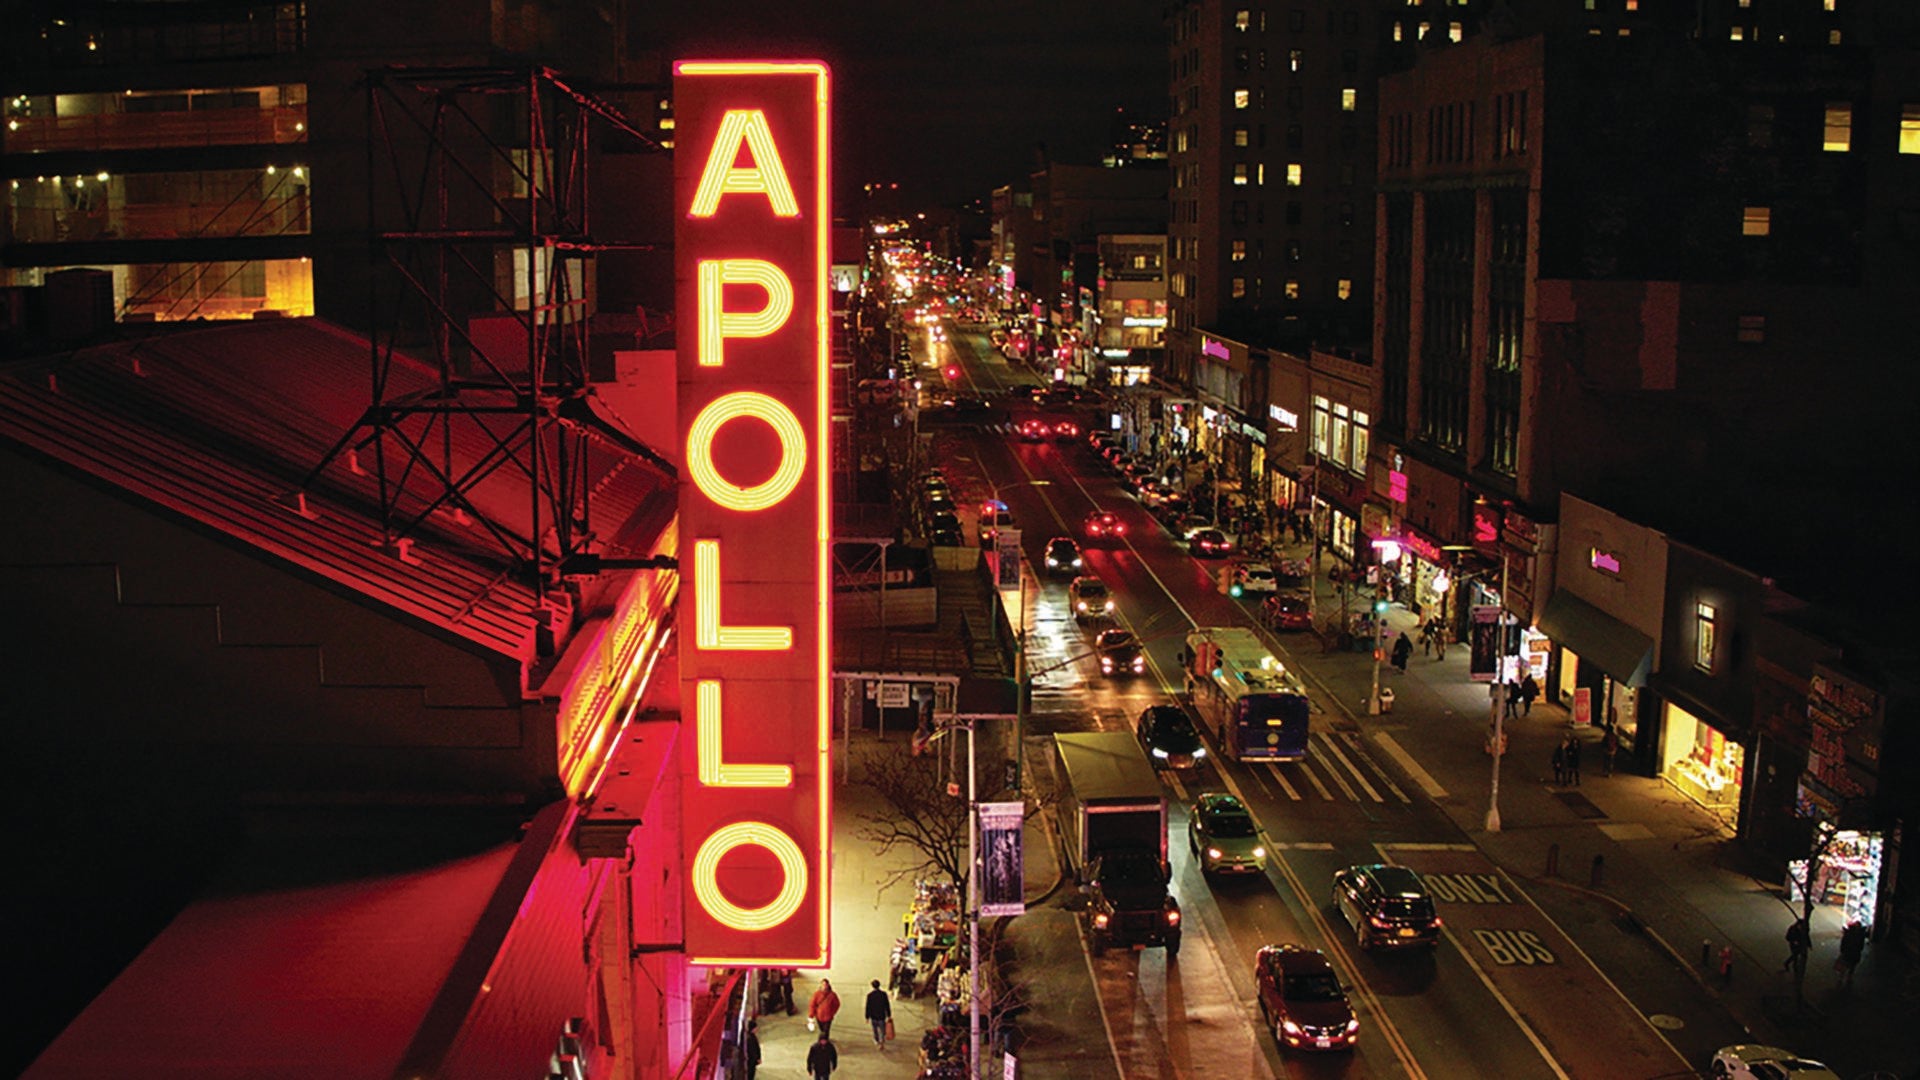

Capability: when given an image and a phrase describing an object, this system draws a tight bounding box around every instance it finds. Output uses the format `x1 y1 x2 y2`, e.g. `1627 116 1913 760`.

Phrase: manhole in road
1647 1014 1685 1030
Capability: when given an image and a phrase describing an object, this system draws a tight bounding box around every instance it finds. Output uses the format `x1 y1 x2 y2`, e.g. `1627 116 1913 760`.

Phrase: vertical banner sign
978 801 1027 917
675 60 831 967
1572 687 1593 729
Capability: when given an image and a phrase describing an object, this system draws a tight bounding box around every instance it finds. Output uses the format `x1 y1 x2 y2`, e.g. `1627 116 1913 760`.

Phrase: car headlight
1103 600 1115 612
1132 658 1145 672
1282 1020 1302 1035
1151 747 1169 759
1192 747 1207 759
1076 601 1088 612
1100 659 1113 671
1346 1019 1360 1033
1252 846 1266 859
1072 558 1082 567
1206 847 1223 860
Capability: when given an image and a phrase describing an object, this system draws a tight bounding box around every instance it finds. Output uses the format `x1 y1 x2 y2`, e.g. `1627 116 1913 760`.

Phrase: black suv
1331 864 1443 950
1086 849 1181 957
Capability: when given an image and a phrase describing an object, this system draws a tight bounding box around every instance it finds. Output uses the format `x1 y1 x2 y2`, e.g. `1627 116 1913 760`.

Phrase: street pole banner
978 801 1026 917
1468 605 1500 682
675 59 832 968
994 528 1022 589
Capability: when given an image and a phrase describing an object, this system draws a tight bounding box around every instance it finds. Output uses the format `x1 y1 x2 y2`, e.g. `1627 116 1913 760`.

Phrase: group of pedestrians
1551 734 1583 786
750 976 894 1080
1781 917 1872 989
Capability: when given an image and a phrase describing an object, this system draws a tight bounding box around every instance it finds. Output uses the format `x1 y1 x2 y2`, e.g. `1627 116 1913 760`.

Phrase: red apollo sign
674 61 831 967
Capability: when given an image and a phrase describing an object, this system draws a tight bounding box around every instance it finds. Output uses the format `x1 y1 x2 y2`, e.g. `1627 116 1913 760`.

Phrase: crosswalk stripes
1250 731 1416 805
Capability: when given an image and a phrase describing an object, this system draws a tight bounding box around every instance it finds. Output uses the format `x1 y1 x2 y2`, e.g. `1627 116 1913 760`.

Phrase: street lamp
1367 538 1403 716
1486 552 1512 833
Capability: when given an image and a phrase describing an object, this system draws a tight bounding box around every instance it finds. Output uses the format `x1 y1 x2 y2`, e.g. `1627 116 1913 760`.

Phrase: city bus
1182 627 1311 761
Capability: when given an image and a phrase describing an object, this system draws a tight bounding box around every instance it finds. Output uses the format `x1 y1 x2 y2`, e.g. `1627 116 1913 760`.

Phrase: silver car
1187 793 1266 877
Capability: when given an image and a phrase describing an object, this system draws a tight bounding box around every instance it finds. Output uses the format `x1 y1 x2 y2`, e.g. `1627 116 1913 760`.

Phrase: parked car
1015 417 1051 442
1096 628 1146 677
1255 945 1358 1052
1189 528 1232 558
931 525 964 547
1187 793 1266 876
1043 536 1083 575
1051 419 1081 440
1136 704 1206 769
1708 1046 1840 1080
1331 864 1444 950
1264 594 1314 631
928 510 961 536
1069 576 1115 622
925 491 956 516
979 500 1018 546
1084 509 1127 540
1234 563 1279 594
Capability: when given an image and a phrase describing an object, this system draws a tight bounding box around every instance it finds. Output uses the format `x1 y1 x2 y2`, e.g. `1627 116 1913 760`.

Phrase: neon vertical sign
675 60 830 967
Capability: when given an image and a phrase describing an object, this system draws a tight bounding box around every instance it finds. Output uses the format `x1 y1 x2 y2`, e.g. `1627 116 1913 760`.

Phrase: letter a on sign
674 60 831 969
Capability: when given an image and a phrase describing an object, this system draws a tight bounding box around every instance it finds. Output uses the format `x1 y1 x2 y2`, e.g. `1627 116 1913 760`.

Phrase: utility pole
1486 551 1511 833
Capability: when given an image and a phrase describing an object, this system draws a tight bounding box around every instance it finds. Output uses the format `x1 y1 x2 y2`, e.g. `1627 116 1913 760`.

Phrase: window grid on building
1485 187 1526 478
1420 190 1474 455
1381 194 1412 436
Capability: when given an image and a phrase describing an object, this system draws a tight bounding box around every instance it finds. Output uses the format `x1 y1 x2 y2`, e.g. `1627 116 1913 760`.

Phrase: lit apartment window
1176 129 1190 153
1231 276 1248 299
1823 104 1852 151
1829 29 1842 44
1290 49 1302 72
1352 410 1370 469
1742 206 1771 236
1234 88 1251 110
1257 163 1266 185
1393 22 1404 42
1234 163 1250 186
1331 403 1350 465
1337 278 1353 300
1341 88 1357 112
1694 602 1717 672
1824 0 1837 9
1235 9 1250 31
1730 26 1745 41
1311 396 1331 456
1284 280 1301 300
1449 22 1463 42
1736 314 1766 344
1902 105 1920 154
1737 0 1750 6
1625 0 1639 8
1619 27 1632 36
1286 163 1302 186
1233 126 1249 147
1418 21 1430 39
1232 239 1247 261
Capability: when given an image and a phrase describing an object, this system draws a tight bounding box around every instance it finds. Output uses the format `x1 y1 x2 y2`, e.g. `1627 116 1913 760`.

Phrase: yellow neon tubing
686 391 807 512
697 680 793 787
691 820 809 931
689 110 799 218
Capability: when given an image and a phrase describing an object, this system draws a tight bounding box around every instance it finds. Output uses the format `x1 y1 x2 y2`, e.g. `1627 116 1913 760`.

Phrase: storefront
1539 589 1657 759
1659 702 1745 815
1788 827 1887 932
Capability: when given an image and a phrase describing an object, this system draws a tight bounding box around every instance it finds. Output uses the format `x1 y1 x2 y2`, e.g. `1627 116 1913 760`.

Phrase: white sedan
1234 563 1278 594
1709 1045 1840 1080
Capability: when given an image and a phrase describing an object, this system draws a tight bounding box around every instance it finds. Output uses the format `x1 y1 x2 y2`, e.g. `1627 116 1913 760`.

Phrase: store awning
1538 590 1654 687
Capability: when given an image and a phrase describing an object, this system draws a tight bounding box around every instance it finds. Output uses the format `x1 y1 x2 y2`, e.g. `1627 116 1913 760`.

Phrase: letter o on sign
687 391 809 512
692 821 810 931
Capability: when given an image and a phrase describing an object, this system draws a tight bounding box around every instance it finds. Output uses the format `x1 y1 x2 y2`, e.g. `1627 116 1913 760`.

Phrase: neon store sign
674 60 831 967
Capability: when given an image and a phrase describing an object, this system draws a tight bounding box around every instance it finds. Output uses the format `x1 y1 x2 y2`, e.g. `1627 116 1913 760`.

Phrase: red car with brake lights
1190 528 1232 557
1083 510 1126 539
1052 420 1080 439
1255 945 1358 1052
1015 418 1050 442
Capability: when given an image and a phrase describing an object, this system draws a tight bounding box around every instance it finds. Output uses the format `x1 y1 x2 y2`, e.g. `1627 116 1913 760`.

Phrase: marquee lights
693 540 793 651
691 821 810 930
675 59 831 967
698 259 794 367
688 109 800 218
686 391 808 512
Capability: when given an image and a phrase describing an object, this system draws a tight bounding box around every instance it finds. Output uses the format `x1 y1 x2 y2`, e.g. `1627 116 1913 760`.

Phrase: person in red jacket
808 979 842 1039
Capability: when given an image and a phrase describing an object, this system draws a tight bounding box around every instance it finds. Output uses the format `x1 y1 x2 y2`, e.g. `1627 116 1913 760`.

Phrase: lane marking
1297 760 1334 801
1382 842 1478 853
1264 764 1302 801
1318 731 1383 802
1309 737 1362 801
1374 732 1450 799
1339 731 1412 802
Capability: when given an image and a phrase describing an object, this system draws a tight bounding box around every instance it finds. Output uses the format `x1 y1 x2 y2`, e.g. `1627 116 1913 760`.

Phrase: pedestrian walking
1565 736 1583 785
1601 726 1619 777
805 1032 838 1080
1519 672 1539 716
809 979 841 1040
776 968 796 1015
1419 619 1435 657
1783 918 1811 975
1837 920 1867 987
1391 632 1412 673
1504 682 1521 719
865 979 892 1048
744 1020 761 1080
1551 741 1567 785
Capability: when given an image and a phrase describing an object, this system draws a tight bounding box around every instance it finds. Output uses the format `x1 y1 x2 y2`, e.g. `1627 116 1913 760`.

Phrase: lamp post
923 720 982 1079
1367 539 1403 716
1486 551 1512 833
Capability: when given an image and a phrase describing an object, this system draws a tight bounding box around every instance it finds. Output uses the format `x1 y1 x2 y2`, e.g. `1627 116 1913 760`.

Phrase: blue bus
1183 627 1311 761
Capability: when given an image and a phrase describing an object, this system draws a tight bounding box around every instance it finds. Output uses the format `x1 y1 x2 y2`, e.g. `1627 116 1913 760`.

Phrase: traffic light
1229 577 1244 598
944 364 960 381
1373 598 1390 614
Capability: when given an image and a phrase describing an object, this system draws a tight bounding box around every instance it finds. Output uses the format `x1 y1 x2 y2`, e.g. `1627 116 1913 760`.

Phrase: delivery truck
1052 732 1181 956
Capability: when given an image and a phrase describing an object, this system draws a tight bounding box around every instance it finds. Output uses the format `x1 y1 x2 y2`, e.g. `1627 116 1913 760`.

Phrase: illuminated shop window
1742 206 1770 236
1694 602 1717 672
1823 104 1852 151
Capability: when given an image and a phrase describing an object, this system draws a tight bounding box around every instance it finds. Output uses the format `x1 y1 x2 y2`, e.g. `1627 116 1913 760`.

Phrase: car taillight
1430 916 1444 928
1369 915 1394 929
1165 908 1181 925
1115 524 1127 534
1093 912 1110 928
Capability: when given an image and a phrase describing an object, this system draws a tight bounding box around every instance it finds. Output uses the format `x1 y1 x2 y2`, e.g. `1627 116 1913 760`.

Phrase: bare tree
853 742 973 896
1781 821 1843 1009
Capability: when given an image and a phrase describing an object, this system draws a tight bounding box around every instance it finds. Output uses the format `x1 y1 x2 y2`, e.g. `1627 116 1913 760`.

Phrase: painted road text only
675 61 832 967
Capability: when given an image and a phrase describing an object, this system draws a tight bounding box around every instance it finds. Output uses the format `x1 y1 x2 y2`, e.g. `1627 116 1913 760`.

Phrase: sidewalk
1258 536 1918 1079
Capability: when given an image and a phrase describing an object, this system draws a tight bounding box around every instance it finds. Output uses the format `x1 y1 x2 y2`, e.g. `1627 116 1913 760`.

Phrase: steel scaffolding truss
304 64 668 589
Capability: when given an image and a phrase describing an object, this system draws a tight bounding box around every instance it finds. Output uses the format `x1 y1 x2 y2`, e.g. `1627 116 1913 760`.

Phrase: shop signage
1388 469 1407 504
1122 316 1166 327
1573 687 1593 728
1502 507 1539 551
1268 404 1299 429
978 801 1027 917
1472 503 1502 546
1202 337 1231 361
1400 529 1444 565
674 60 832 968
1589 548 1622 575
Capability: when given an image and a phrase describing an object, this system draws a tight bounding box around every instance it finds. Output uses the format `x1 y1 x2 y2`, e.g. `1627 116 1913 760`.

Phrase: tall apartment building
1164 0 1446 386
1 0 628 332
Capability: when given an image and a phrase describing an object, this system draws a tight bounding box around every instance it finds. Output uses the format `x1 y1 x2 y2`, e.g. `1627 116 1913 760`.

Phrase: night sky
635 0 1169 207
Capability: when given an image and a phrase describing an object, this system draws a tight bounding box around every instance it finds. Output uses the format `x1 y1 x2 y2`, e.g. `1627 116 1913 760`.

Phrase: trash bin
1379 688 1395 713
